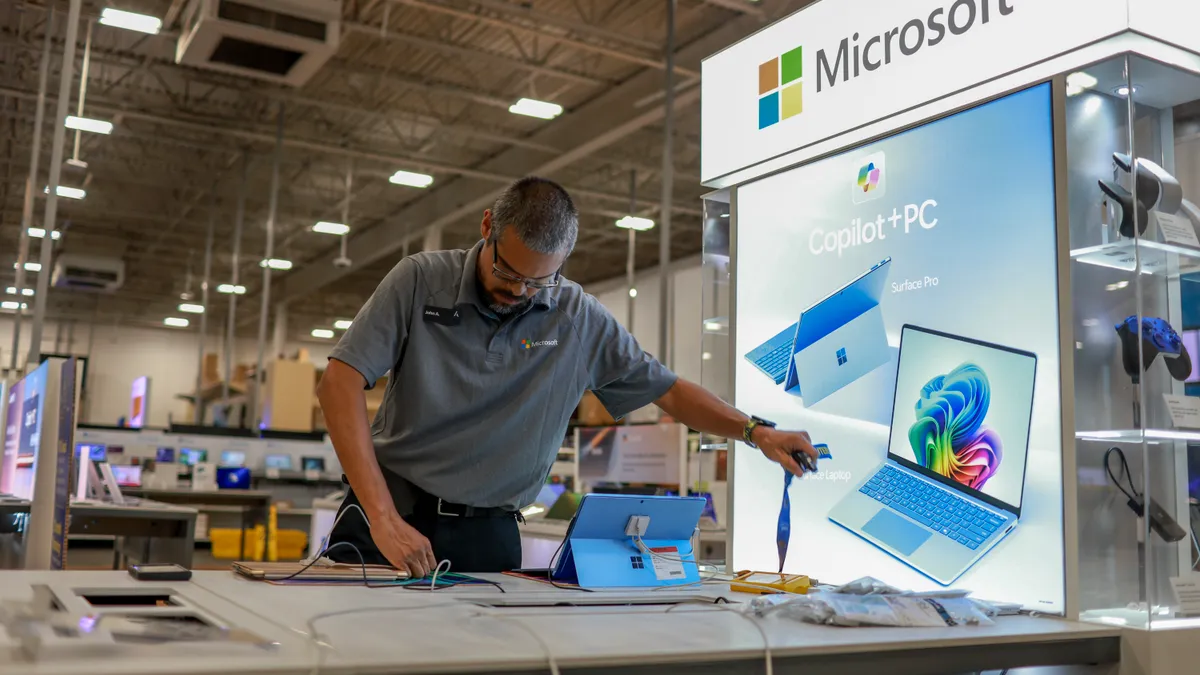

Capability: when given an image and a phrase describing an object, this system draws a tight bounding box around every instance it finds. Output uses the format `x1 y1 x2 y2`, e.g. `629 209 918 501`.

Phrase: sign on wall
701 0 1129 183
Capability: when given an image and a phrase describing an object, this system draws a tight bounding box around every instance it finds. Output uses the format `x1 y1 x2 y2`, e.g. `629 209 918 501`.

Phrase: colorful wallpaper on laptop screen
909 363 1002 490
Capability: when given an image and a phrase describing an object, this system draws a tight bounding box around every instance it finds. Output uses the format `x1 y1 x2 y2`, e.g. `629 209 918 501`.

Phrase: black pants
325 485 522 573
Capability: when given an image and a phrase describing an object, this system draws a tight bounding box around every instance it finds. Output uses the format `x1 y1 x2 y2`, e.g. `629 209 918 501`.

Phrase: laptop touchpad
862 509 932 556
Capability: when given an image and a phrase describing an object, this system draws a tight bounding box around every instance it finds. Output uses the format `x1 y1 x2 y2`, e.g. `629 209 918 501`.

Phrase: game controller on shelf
1115 315 1192 383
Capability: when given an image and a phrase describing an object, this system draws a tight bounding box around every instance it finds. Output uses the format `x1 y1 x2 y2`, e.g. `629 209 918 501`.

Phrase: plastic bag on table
747 592 995 627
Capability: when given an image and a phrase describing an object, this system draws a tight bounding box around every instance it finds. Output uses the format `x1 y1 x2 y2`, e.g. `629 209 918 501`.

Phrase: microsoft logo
758 45 803 129
836 348 848 366
521 339 559 350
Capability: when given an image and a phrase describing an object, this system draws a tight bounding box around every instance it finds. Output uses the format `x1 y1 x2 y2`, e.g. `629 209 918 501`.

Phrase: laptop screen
886 326 1036 511
111 465 142 488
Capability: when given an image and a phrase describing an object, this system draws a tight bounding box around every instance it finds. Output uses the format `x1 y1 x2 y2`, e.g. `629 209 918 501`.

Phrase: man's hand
753 426 819 477
370 508 438 578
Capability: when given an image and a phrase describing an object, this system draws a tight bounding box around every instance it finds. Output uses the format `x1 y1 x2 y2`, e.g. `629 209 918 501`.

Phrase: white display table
0 570 1121 675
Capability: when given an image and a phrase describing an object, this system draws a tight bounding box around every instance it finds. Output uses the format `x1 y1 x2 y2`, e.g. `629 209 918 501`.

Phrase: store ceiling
0 0 808 344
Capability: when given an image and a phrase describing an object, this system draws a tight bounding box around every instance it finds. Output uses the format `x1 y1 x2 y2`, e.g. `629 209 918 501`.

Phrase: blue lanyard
776 470 794 573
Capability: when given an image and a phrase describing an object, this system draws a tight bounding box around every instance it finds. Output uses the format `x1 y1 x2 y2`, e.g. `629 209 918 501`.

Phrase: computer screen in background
155 447 176 463
129 376 150 429
111 465 142 488
180 448 208 466
220 451 246 467
301 457 325 472
76 444 106 462
264 454 293 470
1 361 49 499
217 467 251 489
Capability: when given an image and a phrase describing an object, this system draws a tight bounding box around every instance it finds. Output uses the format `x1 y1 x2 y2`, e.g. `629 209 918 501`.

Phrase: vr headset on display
1098 153 1190 239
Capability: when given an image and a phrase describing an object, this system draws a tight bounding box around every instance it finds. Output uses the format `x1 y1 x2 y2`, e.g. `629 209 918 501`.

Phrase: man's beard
488 292 531 316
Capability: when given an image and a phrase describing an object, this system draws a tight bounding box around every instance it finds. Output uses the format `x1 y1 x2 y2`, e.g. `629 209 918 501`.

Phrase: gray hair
491 177 578 255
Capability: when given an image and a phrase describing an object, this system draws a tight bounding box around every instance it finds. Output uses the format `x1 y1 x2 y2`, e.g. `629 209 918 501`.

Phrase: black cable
1104 446 1141 500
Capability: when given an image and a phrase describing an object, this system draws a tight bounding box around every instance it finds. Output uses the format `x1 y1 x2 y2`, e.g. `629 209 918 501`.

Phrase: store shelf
1070 238 1200 276
1075 428 1200 443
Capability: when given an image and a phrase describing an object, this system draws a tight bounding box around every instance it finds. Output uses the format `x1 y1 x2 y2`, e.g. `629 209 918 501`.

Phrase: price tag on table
1170 575 1200 617
1155 211 1200 248
265 468 281 480
304 469 320 481
1163 394 1200 429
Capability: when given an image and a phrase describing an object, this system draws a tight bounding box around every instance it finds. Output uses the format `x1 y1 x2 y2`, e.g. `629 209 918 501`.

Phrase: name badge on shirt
422 306 461 326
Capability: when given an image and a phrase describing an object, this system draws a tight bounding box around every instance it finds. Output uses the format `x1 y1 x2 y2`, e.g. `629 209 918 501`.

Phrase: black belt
412 486 518 519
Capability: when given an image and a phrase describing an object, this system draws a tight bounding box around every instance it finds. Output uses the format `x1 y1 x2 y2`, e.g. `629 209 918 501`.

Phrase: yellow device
730 571 813 595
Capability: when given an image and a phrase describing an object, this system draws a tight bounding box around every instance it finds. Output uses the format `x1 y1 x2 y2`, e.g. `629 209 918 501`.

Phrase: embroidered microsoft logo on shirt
758 45 803 129
521 339 559 350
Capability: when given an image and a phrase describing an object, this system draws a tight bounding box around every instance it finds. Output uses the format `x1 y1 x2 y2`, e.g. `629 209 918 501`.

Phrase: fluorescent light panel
260 258 293 270
178 303 205 314
163 317 189 328
28 227 61 240
311 328 335 339
333 319 353 330
43 185 86 200
65 116 113 135
5 287 34 296
615 216 655 231
217 284 246 295
1 301 27 310
14 262 41 272
99 8 162 34
509 98 563 120
389 170 434 188
313 221 350 235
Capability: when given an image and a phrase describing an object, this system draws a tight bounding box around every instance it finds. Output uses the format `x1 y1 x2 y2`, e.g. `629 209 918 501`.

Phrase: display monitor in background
534 483 567 509
1183 330 1200 383
77 444 106 462
111 465 143 488
180 448 208 466
217 467 251 490
155 447 176 463
264 454 293 470
301 456 325 472
1 361 49 499
220 451 246 467
129 376 150 429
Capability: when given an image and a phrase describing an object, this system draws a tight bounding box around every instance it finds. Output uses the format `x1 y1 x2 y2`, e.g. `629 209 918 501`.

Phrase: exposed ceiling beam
277 7 758 301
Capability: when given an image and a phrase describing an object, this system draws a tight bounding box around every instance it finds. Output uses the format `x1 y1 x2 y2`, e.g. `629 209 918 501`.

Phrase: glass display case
1069 54 1200 628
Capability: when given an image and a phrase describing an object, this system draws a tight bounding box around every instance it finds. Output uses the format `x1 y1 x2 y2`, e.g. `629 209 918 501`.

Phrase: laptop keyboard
753 342 792 380
860 465 1006 550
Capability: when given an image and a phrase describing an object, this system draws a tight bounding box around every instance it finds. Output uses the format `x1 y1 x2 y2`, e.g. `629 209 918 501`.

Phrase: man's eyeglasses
492 242 561 290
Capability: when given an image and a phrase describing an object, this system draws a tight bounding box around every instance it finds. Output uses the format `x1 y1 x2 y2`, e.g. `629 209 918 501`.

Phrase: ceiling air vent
176 0 341 87
51 255 125 293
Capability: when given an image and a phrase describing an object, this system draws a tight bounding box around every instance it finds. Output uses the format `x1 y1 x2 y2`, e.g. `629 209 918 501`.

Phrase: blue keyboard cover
860 465 1006 550
753 343 791 381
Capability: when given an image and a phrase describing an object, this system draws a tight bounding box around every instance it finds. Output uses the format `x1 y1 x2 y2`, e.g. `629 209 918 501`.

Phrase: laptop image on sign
828 325 1036 585
744 259 891 404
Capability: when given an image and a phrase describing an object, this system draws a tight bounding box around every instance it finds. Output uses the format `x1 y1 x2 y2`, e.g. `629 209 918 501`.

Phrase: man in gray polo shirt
318 177 819 576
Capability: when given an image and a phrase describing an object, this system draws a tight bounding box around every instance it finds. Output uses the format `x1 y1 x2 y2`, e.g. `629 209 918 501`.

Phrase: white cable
303 603 462 675
471 611 561 675
665 604 773 675
429 559 452 590
301 503 371 565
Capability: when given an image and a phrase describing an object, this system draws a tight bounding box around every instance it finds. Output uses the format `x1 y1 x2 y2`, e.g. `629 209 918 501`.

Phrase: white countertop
0 570 1122 675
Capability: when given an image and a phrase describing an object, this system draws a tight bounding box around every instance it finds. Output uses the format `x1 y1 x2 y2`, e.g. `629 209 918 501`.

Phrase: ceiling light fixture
178 303 205 314
260 258 293 270
99 8 162 34
14 262 41 272
333 319 353 330
311 328 335 339
1 301 27 311
5 287 34 296
628 288 637 298
313 221 350 235
1114 85 1139 97
615 216 655 231
28 227 61 240
1065 72 1098 97
1105 280 1130 292
65 116 113 135
509 98 563 120
217 284 247 295
389 170 434 188
43 185 85 200
164 317 189 328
